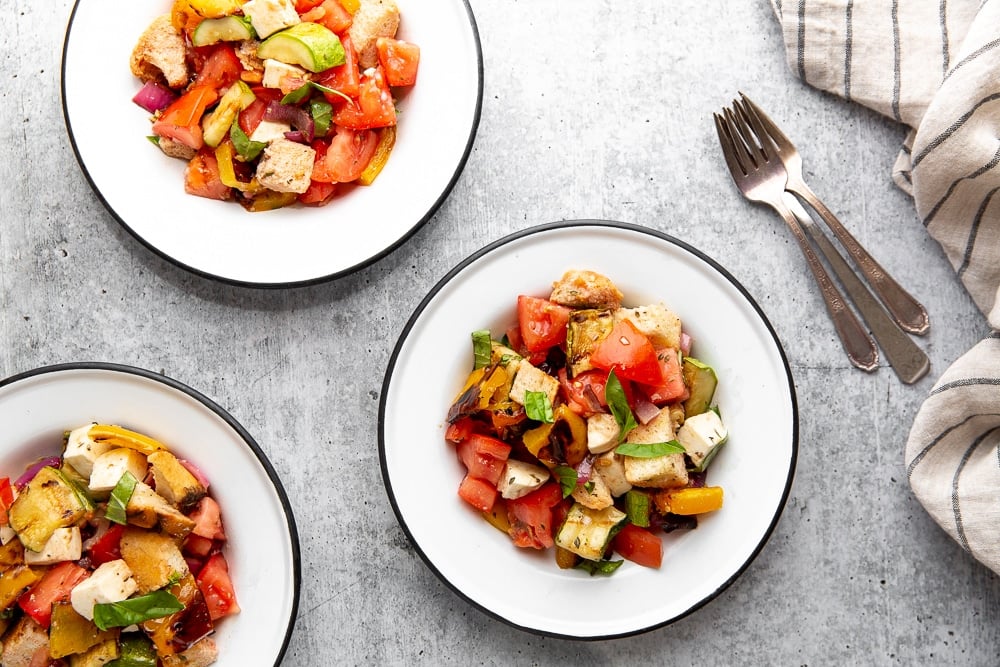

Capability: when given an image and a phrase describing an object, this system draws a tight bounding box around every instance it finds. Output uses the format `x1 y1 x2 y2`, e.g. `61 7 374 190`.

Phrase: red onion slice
15 455 62 488
132 81 177 113
263 100 315 142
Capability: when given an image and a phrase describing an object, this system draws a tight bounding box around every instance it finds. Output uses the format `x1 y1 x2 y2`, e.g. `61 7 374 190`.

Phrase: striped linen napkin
769 0 1000 574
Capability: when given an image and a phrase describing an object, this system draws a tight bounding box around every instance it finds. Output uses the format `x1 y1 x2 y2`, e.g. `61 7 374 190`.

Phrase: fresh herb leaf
524 391 554 423
146 135 160 146
606 368 637 442
499 353 520 366
230 122 266 161
471 330 492 370
575 558 624 576
310 98 332 137
615 440 686 458
584 481 595 493
281 81 347 105
554 465 577 498
105 471 138 525
92 590 185 631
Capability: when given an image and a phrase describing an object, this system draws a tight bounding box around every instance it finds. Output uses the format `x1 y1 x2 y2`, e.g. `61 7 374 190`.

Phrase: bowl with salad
61 0 482 286
0 363 299 666
379 220 797 639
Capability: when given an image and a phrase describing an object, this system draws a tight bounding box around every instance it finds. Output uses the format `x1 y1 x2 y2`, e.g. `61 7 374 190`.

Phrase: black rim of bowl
0 361 301 664
377 219 799 640
59 0 484 289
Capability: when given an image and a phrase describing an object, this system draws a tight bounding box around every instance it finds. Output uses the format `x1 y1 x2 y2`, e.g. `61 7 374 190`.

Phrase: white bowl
379 220 798 639
0 363 299 665
61 0 483 286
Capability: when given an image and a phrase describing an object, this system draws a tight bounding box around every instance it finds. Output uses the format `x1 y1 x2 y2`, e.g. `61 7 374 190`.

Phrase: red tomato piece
558 368 609 417
612 523 663 568
196 553 241 622
18 562 89 628
294 0 325 11
376 38 420 87
644 350 687 404
190 496 227 541
506 482 563 550
445 416 479 444
311 126 379 183
517 296 571 353
301 0 353 33
589 319 666 386
0 477 13 526
88 523 125 566
183 533 217 559
299 180 338 206
332 66 397 130
238 90 278 137
184 150 231 201
152 85 219 150
458 475 497 513
194 44 243 92
317 34 361 100
456 434 511 486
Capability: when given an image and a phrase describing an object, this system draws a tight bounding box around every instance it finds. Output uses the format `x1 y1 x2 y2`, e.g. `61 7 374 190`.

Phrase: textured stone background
3 0 997 664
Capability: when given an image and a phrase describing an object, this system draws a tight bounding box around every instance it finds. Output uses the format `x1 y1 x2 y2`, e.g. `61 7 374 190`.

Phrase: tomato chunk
18 562 89 628
505 482 563 549
184 149 231 201
376 38 420 86
152 85 219 150
196 553 241 621
517 296 571 353
194 44 242 92
332 66 396 130
589 319 665 386
456 434 511 486
0 477 13 526
612 523 663 568
311 126 379 183
190 496 227 541
301 0 353 33
317 34 361 100
458 475 497 513
643 350 687 404
559 368 609 417
89 523 125 566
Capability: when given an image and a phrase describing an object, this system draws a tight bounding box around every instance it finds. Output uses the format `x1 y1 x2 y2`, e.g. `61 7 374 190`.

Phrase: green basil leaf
605 368 637 442
554 465 577 498
230 122 266 161
524 391 554 423
92 590 185 631
146 135 160 146
310 98 332 137
471 330 492 370
281 80 345 106
575 558 624 576
615 440 686 458
105 471 138 525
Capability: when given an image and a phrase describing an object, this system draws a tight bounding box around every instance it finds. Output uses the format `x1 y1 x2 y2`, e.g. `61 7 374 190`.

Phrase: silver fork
739 92 930 335
714 104 879 372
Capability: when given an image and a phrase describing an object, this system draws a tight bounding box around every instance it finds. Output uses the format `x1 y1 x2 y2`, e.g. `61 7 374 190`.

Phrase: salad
0 424 237 667
445 270 729 575
130 0 420 211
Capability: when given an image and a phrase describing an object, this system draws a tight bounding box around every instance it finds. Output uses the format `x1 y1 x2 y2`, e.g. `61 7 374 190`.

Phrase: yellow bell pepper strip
339 0 361 13
358 126 396 185
661 486 724 515
214 142 263 194
482 504 510 534
245 190 298 212
522 404 588 468
89 424 166 456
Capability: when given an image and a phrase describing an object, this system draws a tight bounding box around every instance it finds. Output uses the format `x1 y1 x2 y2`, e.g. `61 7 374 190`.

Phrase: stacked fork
714 94 930 384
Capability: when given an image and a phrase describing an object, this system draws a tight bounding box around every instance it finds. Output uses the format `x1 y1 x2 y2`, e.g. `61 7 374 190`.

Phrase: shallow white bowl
0 363 299 665
61 0 482 287
380 221 797 639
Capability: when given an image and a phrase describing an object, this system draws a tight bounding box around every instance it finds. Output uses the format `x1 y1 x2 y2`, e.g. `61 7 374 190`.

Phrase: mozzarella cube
0 524 16 545
241 0 300 39
508 363 559 407
677 410 728 469
498 460 550 500
262 58 306 88
89 448 149 494
63 424 113 479
24 527 82 565
250 119 292 144
71 559 137 621
587 413 620 454
593 451 631 497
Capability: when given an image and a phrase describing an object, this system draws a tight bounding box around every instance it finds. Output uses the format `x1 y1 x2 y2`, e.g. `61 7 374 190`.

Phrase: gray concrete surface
2 0 998 664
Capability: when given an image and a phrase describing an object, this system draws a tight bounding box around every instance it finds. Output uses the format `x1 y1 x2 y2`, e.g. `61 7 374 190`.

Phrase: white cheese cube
89 448 149 494
241 0 300 39
586 413 620 454
63 424 113 479
250 119 292 144
677 410 728 469
508 363 559 407
70 559 137 621
24 527 82 565
0 525 16 545
593 451 631 497
262 58 307 88
498 460 550 500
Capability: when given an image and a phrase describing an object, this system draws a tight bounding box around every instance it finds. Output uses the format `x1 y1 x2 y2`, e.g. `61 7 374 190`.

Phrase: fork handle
786 177 930 335
769 199 879 371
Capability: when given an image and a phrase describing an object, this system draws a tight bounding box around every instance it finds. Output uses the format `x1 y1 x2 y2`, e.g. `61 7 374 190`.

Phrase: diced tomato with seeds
317 34 361 100
88 523 125 566
184 149 231 201
506 482 563 549
311 126 378 183
612 523 663 568
193 44 242 92
190 496 227 541
517 296 571 353
643 350 687 404
332 66 396 130
458 475 497 512
589 319 666 386
301 0 353 33
376 38 420 86
196 553 240 621
456 434 511 486
18 562 89 628
152 85 219 150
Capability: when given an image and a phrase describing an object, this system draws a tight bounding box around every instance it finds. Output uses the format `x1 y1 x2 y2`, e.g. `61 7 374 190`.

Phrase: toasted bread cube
255 138 316 193
571 469 613 510
0 615 49 667
89 448 149 495
126 482 196 539
593 451 632 497
148 450 206 512
130 14 189 88
120 527 189 594
508 362 559 407
622 409 689 488
614 303 682 350
550 269 623 310
348 0 400 69
162 637 219 667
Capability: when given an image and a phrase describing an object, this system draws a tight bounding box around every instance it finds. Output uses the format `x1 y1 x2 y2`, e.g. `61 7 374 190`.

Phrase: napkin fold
769 0 1000 574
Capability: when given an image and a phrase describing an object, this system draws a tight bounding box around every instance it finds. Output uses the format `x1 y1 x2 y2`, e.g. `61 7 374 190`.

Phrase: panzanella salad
130 0 419 211
445 270 729 575
0 424 237 667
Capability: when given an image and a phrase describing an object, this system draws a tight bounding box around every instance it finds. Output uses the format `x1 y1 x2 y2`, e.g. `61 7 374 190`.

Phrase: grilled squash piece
8 466 91 552
565 308 613 377
49 602 118 659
